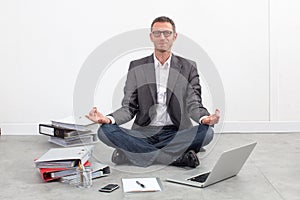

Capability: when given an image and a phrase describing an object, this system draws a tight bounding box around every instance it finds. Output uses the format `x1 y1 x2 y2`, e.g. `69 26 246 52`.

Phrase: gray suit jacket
110 54 210 130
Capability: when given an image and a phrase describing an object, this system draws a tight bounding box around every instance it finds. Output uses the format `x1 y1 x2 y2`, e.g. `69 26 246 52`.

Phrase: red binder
37 161 91 182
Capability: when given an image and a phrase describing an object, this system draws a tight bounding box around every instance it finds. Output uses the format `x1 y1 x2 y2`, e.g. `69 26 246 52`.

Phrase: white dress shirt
149 54 173 126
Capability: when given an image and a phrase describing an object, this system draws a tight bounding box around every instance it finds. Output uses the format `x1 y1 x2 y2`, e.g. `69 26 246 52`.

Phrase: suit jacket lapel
166 55 182 105
143 55 157 103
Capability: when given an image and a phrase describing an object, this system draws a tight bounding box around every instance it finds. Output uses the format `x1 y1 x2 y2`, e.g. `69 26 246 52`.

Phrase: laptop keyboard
188 172 211 183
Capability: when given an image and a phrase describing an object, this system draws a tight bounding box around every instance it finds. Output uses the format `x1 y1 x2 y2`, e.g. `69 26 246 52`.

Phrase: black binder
39 124 76 138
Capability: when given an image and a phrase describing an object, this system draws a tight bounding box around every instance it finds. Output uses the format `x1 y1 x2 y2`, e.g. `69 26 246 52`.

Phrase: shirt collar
153 53 172 69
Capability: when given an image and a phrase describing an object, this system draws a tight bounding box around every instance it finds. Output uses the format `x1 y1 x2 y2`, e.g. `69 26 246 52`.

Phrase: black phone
99 184 119 193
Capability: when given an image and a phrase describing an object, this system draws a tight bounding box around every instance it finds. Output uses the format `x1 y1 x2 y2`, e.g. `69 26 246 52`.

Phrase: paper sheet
122 177 162 192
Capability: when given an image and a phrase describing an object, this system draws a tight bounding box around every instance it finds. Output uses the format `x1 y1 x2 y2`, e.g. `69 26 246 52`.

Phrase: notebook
167 142 257 188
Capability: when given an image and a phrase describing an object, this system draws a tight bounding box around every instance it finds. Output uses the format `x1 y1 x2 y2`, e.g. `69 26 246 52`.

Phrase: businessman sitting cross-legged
86 16 220 168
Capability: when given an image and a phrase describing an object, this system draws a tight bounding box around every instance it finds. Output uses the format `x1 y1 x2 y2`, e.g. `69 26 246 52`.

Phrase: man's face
150 22 177 53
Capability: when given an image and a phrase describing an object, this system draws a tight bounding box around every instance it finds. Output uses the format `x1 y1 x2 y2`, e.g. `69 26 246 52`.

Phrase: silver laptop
167 142 257 188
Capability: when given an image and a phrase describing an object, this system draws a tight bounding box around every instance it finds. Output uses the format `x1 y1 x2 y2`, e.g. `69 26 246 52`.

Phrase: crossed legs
98 124 214 167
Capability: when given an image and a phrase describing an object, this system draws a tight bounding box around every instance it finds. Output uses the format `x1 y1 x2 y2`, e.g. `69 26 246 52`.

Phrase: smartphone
99 184 119 193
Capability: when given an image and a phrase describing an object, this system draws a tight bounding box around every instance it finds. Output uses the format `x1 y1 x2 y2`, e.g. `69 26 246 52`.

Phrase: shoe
171 150 200 168
111 149 128 165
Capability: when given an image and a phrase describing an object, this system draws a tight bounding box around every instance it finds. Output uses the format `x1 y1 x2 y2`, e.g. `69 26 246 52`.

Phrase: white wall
1 0 300 134
270 0 300 121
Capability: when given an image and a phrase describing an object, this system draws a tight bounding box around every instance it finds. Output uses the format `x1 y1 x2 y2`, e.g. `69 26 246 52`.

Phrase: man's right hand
85 107 111 124
201 109 220 126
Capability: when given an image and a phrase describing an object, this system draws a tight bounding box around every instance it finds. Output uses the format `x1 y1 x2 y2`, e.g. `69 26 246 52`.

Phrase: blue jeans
98 124 214 167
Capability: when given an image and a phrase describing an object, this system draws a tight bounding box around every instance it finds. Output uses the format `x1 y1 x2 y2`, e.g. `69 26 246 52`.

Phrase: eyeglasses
152 30 173 37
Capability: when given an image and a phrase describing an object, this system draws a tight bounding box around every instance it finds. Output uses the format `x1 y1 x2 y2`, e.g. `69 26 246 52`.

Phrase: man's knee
97 124 117 145
203 126 214 146
97 124 108 137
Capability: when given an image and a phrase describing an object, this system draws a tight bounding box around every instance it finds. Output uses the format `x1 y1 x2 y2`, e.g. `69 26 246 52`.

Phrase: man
86 16 220 168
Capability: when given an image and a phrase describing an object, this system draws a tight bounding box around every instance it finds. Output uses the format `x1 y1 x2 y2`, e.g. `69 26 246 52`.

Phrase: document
122 177 162 193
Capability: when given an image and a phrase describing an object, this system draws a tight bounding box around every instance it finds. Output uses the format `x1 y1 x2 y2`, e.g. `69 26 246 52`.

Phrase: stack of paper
37 161 91 182
48 134 98 147
60 162 110 184
35 146 93 168
34 146 94 182
39 115 99 147
51 116 98 132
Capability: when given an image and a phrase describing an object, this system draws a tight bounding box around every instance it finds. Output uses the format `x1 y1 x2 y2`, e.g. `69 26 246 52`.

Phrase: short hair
151 16 176 33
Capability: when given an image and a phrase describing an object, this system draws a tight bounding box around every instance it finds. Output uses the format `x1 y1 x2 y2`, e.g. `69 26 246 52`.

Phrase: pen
136 180 145 188
78 161 84 184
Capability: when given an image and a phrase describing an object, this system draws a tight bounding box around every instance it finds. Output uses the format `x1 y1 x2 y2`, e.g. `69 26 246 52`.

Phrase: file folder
34 146 93 168
38 161 91 182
